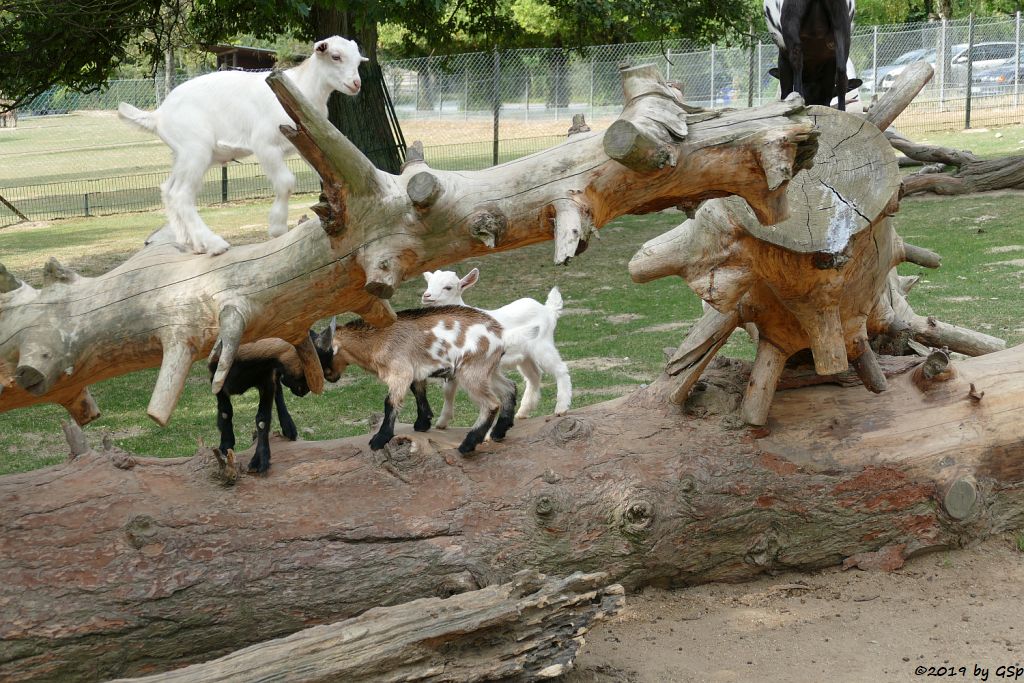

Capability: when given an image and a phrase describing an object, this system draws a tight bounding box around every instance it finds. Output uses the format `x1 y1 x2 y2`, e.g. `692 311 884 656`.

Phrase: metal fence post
666 48 672 81
589 58 595 118
872 26 879 93
1015 11 1021 107
492 48 500 166
221 166 228 202
748 34 755 108
965 13 975 129
83 192 90 217
464 67 470 120
525 77 530 122
710 44 717 106
758 42 764 104
939 18 948 109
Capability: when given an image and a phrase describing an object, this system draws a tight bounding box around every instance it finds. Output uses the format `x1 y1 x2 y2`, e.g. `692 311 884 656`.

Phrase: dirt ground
567 536 1024 683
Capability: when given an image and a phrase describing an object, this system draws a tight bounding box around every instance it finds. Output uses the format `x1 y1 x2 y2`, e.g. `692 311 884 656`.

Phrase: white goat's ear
329 315 337 337
461 268 480 290
315 41 328 54
422 271 433 283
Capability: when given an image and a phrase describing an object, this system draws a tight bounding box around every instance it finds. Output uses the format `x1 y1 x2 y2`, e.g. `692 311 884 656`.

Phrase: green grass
1 189 1023 475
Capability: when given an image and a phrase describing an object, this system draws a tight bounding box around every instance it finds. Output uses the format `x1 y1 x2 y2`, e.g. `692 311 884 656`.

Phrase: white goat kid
118 36 366 255
421 268 571 426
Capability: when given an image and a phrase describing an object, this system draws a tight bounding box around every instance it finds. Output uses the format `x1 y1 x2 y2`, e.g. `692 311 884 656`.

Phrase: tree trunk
112 571 624 683
0 64 817 425
2 345 1023 681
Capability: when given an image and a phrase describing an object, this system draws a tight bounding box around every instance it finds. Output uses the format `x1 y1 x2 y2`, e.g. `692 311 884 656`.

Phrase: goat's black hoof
281 423 298 441
247 453 270 474
457 442 477 455
413 418 432 432
368 433 392 450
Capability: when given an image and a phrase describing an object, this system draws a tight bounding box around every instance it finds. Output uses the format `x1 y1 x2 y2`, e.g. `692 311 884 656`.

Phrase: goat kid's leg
216 391 236 456
369 384 406 450
515 358 542 419
534 343 572 416
833 34 850 111
435 378 458 430
489 374 518 442
248 375 276 474
274 376 298 441
163 148 230 255
411 380 433 432
458 382 500 455
257 148 297 238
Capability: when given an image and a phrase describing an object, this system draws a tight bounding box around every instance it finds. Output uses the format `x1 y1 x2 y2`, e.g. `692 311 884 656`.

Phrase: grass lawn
1 187 1023 476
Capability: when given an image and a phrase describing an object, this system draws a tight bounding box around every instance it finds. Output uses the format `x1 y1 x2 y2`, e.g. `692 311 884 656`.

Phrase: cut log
113 571 624 683
628 63 1005 424
0 64 817 425
2 346 1023 680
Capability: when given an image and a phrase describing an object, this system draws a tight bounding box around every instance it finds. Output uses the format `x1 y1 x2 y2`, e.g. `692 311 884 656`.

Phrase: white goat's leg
435 378 458 430
163 149 230 255
515 357 543 419
257 148 296 238
534 342 572 416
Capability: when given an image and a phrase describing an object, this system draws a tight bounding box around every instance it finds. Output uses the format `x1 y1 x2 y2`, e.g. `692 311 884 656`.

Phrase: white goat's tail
117 102 158 133
544 286 564 318
503 325 541 350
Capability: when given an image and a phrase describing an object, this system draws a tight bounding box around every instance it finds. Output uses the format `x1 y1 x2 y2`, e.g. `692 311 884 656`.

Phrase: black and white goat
764 0 858 109
329 306 525 455
209 323 338 474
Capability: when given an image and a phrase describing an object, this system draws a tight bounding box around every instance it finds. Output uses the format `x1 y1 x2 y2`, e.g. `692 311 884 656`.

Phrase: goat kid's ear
315 41 328 54
422 271 433 283
768 67 780 80
461 268 480 290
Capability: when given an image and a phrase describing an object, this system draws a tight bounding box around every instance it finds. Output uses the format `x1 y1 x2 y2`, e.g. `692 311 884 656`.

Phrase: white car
879 42 1016 91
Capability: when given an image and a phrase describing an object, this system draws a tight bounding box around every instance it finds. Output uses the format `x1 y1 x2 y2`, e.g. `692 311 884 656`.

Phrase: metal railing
2 13 1022 226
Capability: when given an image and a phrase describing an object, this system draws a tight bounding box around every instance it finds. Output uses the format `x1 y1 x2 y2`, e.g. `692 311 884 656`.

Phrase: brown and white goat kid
330 306 526 454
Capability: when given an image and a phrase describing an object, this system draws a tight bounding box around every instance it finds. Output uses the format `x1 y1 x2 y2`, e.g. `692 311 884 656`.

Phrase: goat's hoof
368 434 392 450
268 224 288 238
435 422 449 431
247 454 270 474
413 420 432 433
457 443 477 456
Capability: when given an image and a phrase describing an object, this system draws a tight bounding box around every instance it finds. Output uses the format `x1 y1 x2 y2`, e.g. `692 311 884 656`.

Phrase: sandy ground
566 536 1024 683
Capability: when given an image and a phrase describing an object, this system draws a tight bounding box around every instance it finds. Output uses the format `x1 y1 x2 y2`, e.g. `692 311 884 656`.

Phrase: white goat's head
313 36 369 96
421 268 479 306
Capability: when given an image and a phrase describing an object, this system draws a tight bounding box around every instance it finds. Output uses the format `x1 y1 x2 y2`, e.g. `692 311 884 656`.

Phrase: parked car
860 47 933 96
971 55 1023 95
878 42 1016 91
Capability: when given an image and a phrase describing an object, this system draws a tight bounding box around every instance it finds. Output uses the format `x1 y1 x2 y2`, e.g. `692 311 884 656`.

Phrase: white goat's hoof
435 422 449 430
554 408 569 416
268 223 288 238
514 410 530 420
194 233 230 256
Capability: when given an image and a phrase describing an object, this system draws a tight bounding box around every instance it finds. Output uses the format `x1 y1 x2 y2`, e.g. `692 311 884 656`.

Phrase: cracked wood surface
2 346 1023 680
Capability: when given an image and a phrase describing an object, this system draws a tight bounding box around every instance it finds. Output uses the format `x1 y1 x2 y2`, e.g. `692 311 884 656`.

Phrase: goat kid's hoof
281 424 299 441
368 434 393 451
413 419 432 433
247 454 270 475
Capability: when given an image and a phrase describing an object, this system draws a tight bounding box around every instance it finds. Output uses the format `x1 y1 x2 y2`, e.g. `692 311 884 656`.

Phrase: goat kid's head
421 268 478 305
308 317 341 384
313 36 368 96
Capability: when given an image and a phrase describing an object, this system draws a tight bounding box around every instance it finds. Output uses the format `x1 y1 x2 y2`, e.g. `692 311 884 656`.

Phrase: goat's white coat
119 36 366 255
421 268 572 425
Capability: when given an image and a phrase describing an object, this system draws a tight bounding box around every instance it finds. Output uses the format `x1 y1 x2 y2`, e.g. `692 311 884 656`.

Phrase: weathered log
882 119 1024 197
628 63 1005 424
2 346 1024 681
113 571 624 683
0 64 817 425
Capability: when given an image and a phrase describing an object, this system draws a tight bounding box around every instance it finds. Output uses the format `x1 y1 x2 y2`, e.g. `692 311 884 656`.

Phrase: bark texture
2 346 1023 681
0 64 816 426
113 571 623 683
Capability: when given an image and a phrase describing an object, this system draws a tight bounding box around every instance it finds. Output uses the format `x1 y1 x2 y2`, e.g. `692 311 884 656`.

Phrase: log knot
124 514 160 550
468 209 508 249
547 416 592 444
621 499 655 535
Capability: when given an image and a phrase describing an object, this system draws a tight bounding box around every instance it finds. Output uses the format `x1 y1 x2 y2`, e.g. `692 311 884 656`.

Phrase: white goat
421 268 571 426
330 306 520 454
118 36 366 255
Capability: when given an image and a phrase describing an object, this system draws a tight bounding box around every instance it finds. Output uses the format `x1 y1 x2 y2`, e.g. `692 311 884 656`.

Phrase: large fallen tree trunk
2 345 1023 680
114 571 624 683
0 64 816 426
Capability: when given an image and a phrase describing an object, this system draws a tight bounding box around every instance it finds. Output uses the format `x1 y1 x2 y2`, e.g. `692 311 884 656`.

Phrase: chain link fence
2 13 1023 227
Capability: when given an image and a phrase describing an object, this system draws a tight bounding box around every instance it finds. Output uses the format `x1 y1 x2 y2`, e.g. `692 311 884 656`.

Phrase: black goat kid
209 321 338 474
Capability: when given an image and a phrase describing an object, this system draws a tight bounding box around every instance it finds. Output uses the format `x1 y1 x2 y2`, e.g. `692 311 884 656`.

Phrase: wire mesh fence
2 13 1023 227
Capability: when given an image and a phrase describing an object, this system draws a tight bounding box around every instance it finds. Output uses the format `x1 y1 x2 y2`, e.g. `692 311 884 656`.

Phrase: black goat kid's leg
411 380 433 432
369 394 399 450
248 375 276 474
490 377 518 442
275 376 298 441
216 391 235 456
